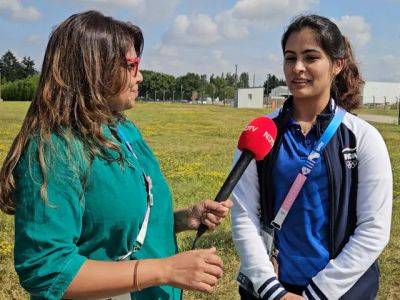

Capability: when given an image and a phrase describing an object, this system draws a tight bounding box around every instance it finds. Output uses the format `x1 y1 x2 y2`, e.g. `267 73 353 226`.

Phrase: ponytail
331 36 364 111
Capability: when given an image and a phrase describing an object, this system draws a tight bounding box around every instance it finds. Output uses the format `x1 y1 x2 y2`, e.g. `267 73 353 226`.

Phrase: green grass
0 101 399 299
355 107 398 117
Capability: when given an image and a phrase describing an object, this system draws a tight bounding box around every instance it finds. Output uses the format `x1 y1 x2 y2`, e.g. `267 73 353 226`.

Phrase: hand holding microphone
192 116 277 248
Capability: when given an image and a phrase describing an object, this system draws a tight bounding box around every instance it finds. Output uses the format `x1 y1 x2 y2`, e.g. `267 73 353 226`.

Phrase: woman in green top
0 10 232 300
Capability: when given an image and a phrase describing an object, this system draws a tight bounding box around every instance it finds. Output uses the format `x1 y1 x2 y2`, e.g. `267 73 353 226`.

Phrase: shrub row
1 75 39 101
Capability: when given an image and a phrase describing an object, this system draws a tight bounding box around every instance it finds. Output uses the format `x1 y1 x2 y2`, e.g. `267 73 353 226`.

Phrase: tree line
0 50 286 102
140 70 251 103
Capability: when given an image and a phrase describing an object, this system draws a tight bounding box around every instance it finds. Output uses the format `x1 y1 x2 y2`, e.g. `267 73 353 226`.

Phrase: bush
1 75 39 101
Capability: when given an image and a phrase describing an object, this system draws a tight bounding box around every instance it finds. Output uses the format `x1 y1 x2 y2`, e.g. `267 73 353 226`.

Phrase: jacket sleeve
231 149 288 300
14 137 87 300
303 123 393 300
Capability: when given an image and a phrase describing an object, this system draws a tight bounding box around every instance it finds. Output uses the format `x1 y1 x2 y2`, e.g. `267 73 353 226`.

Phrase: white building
234 87 264 108
361 81 400 105
269 85 291 99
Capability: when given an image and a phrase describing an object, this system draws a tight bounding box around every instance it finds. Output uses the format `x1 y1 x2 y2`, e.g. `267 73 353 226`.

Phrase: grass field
0 101 399 299
355 107 398 117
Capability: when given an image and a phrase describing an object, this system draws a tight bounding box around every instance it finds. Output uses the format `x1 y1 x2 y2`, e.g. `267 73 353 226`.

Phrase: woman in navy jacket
231 15 392 300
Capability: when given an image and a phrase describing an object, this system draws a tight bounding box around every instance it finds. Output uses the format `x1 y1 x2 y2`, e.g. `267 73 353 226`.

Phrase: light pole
0 72 3 101
172 90 175 102
180 84 183 101
397 97 400 125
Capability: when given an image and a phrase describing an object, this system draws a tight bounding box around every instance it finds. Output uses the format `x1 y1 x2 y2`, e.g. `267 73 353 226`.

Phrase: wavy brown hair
281 14 364 111
0 10 143 214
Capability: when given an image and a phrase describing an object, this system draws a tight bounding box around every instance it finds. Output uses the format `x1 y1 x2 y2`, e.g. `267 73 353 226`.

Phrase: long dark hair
0 10 144 214
281 14 364 111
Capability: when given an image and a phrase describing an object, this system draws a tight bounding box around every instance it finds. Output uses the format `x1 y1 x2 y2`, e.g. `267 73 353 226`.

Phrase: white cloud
267 52 281 63
71 0 180 21
215 11 249 39
73 0 143 8
26 35 42 45
362 54 400 82
231 0 318 24
163 14 220 46
380 55 400 81
143 44 232 78
0 0 41 21
335 15 371 47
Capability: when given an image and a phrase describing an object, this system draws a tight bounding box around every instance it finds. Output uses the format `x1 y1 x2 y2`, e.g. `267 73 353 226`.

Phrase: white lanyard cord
115 127 154 261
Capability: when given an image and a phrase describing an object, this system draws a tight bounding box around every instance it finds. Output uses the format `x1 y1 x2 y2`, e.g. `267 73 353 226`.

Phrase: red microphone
193 116 277 246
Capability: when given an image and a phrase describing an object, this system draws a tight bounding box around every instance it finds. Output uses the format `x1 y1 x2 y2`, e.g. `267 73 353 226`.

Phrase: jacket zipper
317 119 335 259
266 116 287 223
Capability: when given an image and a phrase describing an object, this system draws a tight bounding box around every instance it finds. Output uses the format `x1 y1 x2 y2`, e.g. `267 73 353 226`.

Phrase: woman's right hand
162 247 223 293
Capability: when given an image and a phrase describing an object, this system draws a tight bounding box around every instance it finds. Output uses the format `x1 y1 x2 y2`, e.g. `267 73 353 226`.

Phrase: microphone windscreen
237 116 277 161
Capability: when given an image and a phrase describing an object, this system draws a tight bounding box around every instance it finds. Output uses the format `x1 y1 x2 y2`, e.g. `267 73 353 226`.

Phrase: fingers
193 248 223 268
220 199 233 209
202 212 222 229
194 281 214 293
203 253 223 268
204 199 229 214
202 219 217 230
203 199 233 218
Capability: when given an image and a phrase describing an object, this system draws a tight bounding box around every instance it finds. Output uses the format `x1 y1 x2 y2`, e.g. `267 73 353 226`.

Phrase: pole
172 90 175 102
180 84 183 101
163 90 165 101
0 72 2 101
397 97 400 125
154 90 156 101
235 64 238 88
253 74 255 87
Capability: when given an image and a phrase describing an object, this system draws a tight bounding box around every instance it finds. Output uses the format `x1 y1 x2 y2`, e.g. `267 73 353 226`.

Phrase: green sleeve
14 136 87 300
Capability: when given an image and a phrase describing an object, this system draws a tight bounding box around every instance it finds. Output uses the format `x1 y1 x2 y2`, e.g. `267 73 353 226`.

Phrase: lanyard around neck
271 107 346 230
115 126 154 260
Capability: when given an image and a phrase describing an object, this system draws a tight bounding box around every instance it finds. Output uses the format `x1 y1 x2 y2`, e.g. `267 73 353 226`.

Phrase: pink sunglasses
125 57 141 77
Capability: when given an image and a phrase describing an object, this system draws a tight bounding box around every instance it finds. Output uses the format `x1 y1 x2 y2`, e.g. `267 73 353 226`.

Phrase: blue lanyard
117 127 138 160
300 107 346 177
271 107 346 230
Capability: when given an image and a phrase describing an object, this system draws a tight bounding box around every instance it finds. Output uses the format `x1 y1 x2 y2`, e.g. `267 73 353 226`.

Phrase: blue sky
1 0 399 85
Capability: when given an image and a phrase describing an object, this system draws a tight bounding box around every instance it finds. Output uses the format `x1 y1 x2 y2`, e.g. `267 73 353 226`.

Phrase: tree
211 75 228 104
140 70 175 100
263 73 286 96
238 72 249 88
0 51 37 82
21 56 37 78
175 73 202 101
225 72 236 87
0 51 23 82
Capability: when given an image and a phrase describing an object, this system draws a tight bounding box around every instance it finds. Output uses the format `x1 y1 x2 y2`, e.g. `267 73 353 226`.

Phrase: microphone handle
195 149 254 239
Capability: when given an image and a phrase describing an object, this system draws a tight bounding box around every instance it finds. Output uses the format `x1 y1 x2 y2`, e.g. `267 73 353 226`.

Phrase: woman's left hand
186 199 233 231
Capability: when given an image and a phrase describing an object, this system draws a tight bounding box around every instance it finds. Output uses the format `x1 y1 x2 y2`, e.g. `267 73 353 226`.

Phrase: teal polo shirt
13 119 180 299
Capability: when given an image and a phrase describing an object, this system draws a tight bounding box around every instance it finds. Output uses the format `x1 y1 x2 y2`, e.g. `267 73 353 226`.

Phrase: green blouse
14 119 180 299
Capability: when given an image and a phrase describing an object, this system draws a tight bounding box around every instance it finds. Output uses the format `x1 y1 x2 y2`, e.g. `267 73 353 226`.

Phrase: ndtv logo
244 125 258 132
263 131 274 147
243 125 275 147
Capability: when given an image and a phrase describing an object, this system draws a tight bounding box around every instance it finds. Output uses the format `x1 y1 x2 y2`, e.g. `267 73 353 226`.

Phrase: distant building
269 85 291 99
361 81 400 105
234 87 264 108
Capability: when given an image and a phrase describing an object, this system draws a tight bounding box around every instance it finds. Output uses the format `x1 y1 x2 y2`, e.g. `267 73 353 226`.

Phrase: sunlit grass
0 101 399 299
